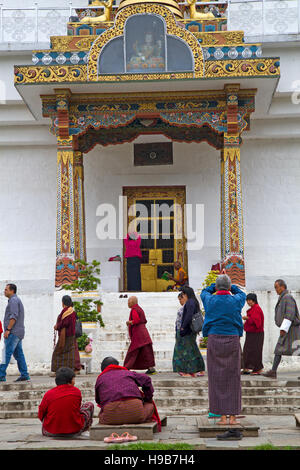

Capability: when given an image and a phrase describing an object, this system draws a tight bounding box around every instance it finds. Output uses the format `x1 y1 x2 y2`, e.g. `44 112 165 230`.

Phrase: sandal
120 432 138 442
104 432 124 443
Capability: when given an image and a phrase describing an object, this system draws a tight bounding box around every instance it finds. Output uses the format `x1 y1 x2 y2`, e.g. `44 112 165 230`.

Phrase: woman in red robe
242 293 264 375
51 295 81 374
123 296 156 374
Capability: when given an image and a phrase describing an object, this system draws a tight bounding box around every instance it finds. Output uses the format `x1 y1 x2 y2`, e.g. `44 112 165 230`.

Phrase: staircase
96 292 179 370
1 376 300 419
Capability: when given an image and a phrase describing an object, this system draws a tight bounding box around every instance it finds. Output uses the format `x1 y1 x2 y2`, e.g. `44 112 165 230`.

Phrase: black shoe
14 376 31 382
217 429 242 441
146 368 157 375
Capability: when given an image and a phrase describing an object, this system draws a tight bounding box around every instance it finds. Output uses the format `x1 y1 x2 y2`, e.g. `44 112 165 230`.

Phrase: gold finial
187 0 215 20
81 0 113 23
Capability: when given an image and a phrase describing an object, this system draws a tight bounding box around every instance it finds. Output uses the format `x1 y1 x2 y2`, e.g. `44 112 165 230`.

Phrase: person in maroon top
38 367 94 437
51 295 81 374
96 357 160 428
123 296 156 374
242 293 264 375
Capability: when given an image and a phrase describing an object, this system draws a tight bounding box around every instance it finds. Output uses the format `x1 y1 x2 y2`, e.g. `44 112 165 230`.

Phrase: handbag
75 318 83 338
190 311 204 334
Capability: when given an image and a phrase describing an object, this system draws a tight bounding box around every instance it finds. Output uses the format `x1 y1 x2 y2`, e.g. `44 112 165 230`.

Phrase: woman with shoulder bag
173 286 205 377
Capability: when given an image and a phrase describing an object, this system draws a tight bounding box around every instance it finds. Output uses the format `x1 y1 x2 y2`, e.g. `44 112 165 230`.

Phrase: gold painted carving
205 58 280 78
81 0 114 23
186 0 215 20
50 36 97 52
222 147 240 162
57 150 74 165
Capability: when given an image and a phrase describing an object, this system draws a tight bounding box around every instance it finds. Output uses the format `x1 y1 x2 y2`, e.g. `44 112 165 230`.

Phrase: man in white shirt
263 279 300 379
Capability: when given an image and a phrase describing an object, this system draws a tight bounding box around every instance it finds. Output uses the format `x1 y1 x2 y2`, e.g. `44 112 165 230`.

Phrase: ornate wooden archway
41 84 255 287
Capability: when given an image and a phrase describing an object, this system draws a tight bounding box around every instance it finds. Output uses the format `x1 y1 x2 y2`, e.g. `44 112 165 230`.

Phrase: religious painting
125 15 166 73
97 12 194 75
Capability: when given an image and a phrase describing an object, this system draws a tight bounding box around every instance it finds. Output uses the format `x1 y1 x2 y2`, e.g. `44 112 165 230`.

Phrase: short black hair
6 283 17 294
246 293 258 304
101 356 119 372
55 367 75 385
275 279 287 289
62 295 73 307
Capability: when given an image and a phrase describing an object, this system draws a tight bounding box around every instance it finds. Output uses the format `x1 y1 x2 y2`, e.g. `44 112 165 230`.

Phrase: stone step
3 395 300 412
98 324 176 333
98 340 176 350
2 403 300 419
100 331 175 341
241 387 300 396
242 404 300 415
98 350 175 361
4 385 300 402
1 378 298 393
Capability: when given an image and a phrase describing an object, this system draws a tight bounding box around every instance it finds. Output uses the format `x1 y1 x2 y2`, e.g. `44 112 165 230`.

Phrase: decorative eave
15 57 280 86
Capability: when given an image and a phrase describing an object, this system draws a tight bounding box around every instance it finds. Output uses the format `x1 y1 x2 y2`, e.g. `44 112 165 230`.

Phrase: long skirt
172 331 205 374
243 332 264 372
207 335 241 416
124 343 155 370
126 257 141 291
99 398 154 425
42 402 94 437
51 335 77 373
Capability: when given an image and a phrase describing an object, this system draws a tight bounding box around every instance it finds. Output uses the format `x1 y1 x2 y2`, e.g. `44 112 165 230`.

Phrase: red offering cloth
38 384 84 435
0 321 3 340
244 304 264 333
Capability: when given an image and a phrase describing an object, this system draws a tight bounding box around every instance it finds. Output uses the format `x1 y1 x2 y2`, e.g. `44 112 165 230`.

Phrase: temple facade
0 0 299 371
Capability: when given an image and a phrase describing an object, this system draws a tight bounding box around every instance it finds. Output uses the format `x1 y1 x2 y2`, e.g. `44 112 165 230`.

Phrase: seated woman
38 367 94 437
167 261 188 291
95 357 160 427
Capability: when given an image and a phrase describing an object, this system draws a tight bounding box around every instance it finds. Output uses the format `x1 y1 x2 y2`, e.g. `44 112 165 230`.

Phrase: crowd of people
1 272 300 441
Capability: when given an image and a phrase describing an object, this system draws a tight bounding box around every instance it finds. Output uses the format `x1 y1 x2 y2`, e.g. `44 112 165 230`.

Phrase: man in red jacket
38 367 94 437
123 296 156 375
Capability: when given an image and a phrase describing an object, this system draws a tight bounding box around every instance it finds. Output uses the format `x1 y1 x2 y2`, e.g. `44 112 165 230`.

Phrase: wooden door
123 186 187 292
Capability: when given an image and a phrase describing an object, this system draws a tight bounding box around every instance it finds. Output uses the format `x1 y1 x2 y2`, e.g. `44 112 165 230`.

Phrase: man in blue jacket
201 274 246 440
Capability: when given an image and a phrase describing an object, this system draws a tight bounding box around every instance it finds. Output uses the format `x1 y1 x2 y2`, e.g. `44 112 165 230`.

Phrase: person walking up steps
124 296 156 375
0 284 30 383
263 279 300 379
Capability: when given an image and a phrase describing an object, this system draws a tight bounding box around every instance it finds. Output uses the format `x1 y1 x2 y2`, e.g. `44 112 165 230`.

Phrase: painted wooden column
55 90 86 287
73 150 87 262
220 85 245 286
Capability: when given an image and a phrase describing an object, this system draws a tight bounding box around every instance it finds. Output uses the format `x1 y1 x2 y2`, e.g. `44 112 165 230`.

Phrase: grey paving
0 372 300 450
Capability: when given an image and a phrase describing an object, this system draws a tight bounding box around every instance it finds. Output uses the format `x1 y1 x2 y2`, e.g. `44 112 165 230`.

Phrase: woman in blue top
201 274 246 432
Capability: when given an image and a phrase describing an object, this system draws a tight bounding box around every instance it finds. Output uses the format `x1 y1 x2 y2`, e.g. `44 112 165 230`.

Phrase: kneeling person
95 357 158 426
38 367 94 437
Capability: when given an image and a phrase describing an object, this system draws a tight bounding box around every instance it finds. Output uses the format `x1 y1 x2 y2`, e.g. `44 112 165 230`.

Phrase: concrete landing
197 416 260 438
